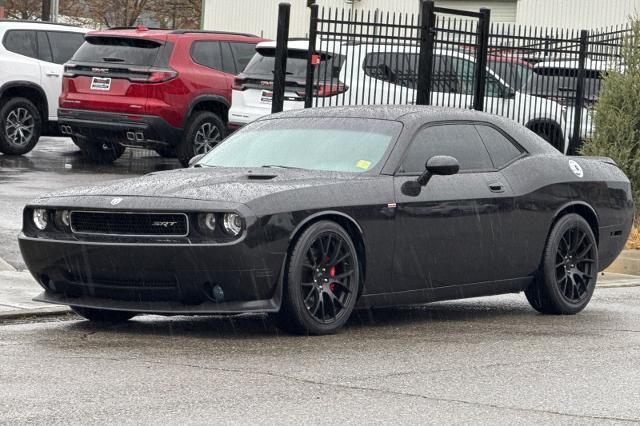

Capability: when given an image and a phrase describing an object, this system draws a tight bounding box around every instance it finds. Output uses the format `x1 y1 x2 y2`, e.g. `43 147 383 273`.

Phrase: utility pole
42 0 51 21
0 0 5 19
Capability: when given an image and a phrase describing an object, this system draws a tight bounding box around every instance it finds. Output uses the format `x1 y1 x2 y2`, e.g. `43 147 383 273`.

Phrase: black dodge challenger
19 106 634 334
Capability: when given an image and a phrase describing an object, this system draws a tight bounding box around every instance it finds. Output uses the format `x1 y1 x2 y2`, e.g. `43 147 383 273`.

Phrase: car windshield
488 60 534 90
198 118 402 173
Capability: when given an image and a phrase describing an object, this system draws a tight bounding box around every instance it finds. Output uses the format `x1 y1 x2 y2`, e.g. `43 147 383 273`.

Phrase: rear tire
276 221 360 335
79 139 125 164
525 214 598 315
72 306 136 323
177 111 225 167
530 121 565 153
0 97 42 155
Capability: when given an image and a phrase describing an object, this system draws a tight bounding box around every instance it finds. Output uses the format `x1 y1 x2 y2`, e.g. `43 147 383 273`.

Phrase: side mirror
188 154 205 167
401 155 460 197
424 155 460 178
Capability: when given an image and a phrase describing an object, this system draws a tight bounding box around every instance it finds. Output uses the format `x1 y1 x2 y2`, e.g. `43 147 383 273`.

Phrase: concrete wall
202 0 517 38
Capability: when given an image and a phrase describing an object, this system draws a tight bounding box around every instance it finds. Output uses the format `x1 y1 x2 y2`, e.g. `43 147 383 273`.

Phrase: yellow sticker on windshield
356 160 372 170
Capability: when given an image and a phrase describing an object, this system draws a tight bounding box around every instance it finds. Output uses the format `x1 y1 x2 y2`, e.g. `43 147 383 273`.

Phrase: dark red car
58 27 265 166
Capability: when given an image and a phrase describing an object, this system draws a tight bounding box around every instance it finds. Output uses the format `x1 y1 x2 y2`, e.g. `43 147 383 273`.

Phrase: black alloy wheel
554 226 596 303
277 221 360 335
177 111 226 167
0 97 42 155
526 213 598 315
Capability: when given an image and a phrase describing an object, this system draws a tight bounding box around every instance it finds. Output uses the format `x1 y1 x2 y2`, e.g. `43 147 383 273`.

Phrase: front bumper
58 108 182 149
19 235 285 314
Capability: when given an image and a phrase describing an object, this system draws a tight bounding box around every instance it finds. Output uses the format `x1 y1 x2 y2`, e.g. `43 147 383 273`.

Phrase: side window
191 41 222 71
36 31 53 62
230 42 257 73
3 30 37 59
485 75 505 97
363 52 417 89
400 124 493 174
475 125 523 169
431 54 457 93
47 31 85 64
447 56 476 95
220 42 236 74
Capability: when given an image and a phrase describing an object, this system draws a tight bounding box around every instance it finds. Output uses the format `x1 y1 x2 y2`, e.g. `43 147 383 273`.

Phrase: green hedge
581 19 640 206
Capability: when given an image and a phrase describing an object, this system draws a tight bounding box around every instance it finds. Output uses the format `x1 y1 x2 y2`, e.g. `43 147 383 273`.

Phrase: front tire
276 221 360 335
72 306 136 323
525 214 598 315
79 138 125 164
177 111 225 167
0 97 42 155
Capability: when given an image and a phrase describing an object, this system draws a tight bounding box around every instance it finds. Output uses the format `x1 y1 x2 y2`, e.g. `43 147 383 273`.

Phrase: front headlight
33 209 48 230
223 213 244 236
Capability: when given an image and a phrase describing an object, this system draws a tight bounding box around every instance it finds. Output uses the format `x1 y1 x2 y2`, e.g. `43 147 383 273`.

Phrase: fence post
569 30 589 155
272 3 291 114
473 7 491 111
304 0 319 109
416 0 436 105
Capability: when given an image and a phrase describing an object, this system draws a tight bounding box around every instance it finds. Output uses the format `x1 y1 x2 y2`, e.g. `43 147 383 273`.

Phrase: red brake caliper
329 266 336 291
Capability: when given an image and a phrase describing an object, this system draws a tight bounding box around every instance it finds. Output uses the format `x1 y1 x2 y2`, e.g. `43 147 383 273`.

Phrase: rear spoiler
575 156 618 166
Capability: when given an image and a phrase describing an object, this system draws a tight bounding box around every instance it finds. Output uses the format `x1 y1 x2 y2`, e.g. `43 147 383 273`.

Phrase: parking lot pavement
0 137 181 270
1 286 640 423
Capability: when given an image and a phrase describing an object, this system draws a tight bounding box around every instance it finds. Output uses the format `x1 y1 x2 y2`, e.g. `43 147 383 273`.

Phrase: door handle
489 182 505 193
45 71 60 77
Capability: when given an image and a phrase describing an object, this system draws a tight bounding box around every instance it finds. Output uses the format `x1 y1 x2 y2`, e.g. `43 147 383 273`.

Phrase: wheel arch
525 118 566 152
184 95 230 127
550 202 600 245
0 81 49 122
288 211 367 293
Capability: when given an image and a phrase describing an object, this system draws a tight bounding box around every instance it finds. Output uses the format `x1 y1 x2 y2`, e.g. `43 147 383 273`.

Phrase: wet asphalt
1 288 640 423
1 138 640 423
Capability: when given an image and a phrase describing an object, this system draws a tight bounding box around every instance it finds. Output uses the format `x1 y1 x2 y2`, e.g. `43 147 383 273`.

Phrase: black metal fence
270 0 628 154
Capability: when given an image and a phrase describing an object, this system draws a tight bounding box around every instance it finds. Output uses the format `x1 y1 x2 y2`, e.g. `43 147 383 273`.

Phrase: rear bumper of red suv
58 108 182 149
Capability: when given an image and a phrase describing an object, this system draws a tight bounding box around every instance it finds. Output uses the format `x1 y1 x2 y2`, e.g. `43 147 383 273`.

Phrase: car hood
40 167 365 205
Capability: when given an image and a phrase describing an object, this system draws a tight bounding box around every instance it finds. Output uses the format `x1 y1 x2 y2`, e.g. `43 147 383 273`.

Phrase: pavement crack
43 354 640 423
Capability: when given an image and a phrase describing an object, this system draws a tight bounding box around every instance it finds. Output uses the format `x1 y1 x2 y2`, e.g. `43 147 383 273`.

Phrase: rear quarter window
3 30 37 59
47 31 85 64
475 125 524 169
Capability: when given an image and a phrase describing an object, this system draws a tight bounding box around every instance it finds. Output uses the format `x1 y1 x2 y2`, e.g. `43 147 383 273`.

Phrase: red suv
58 27 265 166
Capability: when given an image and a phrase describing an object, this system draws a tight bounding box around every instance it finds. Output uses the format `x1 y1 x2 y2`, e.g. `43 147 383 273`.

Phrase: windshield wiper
102 57 125 62
261 164 305 170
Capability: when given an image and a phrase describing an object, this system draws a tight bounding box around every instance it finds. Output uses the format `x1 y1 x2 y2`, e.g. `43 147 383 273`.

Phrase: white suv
0 21 88 155
230 40 569 153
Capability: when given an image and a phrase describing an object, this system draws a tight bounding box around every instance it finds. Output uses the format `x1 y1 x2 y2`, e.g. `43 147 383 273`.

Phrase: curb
606 250 640 276
0 256 16 272
0 307 71 321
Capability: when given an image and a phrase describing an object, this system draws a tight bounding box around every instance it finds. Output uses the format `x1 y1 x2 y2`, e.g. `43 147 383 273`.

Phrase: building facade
202 0 638 36
202 0 517 38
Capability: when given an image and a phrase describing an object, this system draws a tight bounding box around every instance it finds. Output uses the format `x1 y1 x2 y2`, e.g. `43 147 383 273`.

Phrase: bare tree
5 0 42 20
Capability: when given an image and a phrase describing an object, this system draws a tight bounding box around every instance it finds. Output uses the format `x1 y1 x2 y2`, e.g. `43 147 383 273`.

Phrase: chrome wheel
300 231 357 324
4 107 34 147
193 122 221 154
555 226 596 303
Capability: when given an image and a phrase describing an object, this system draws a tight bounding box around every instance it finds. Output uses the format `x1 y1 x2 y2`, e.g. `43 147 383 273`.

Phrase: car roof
89 28 264 43
0 20 89 33
261 105 558 155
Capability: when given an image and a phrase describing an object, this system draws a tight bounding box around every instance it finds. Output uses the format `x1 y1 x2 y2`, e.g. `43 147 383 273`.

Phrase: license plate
91 77 111 91
260 90 273 103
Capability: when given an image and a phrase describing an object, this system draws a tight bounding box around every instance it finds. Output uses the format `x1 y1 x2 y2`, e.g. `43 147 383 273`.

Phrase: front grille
70 211 189 237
